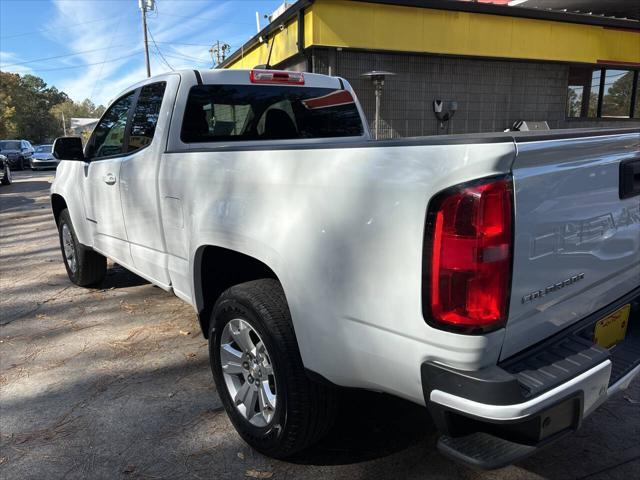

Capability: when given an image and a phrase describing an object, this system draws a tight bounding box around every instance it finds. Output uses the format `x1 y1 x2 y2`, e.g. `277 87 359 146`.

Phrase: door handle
103 173 116 185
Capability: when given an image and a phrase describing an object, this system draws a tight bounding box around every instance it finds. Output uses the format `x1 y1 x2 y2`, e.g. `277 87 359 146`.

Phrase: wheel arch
51 193 68 226
193 245 284 339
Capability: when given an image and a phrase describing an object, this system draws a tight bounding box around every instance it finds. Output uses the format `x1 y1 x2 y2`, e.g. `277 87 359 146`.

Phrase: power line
155 52 210 66
0 14 126 40
22 52 142 73
89 7 125 102
149 10 254 27
161 50 210 62
210 41 231 68
0 44 131 68
148 28 174 71
155 40 239 48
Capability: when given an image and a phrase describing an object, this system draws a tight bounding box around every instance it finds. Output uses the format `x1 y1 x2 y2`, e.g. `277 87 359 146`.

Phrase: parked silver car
30 144 59 170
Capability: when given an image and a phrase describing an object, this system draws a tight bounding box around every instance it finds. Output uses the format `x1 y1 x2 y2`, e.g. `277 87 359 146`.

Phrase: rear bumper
423 289 640 469
31 160 59 169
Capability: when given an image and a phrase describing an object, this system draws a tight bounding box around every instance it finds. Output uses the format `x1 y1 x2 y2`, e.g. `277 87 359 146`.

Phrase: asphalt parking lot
1 170 639 480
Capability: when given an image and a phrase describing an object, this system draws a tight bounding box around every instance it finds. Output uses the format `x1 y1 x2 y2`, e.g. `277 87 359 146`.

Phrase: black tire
1 165 11 185
210 279 338 458
57 209 106 287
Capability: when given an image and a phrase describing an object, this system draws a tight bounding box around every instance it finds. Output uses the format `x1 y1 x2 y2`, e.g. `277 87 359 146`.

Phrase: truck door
120 77 178 287
83 90 136 267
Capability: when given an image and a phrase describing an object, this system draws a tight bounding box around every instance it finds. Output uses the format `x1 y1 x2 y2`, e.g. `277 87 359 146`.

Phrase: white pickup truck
51 69 640 469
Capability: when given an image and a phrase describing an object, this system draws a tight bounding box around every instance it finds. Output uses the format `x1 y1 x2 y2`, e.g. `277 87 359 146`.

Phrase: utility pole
210 41 230 68
61 111 66 136
139 0 155 78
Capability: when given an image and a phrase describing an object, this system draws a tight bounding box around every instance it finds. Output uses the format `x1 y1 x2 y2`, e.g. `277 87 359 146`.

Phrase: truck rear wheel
209 279 338 458
57 209 106 287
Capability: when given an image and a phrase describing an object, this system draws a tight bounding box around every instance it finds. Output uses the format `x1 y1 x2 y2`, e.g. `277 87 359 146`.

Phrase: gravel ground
1 171 638 480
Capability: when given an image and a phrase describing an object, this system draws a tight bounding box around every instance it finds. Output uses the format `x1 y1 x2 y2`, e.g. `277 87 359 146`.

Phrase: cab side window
86 91 135 160
128 82 166 153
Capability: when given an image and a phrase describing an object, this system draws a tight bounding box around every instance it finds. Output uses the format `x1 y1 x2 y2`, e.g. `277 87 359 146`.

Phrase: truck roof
197 69 344 89
108 69 346 108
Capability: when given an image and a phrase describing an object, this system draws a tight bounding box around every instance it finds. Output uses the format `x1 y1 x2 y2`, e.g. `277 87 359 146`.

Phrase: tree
0 71 104 143
0 72 68 142
50 98 106 134
0 72 19 138
602 71 634 117
566 87 580 117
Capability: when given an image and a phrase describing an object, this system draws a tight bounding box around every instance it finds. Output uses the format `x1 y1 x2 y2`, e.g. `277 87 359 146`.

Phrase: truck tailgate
501 131 640 360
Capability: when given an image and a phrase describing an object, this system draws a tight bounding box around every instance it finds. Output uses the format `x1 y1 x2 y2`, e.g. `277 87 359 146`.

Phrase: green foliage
566 87 580 117
0 71 105 143
602 71 634 117
50 99 105 134
0 72 20 138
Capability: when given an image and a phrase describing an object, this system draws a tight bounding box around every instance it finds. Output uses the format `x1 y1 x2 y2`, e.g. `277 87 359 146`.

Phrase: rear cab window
180 84 364 143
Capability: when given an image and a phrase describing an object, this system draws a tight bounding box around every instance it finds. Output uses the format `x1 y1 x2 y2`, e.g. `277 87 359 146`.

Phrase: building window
567 66 638 119
567 68 599 118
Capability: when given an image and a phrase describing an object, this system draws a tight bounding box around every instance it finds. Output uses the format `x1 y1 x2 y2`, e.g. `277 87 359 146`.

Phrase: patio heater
361 71 395 140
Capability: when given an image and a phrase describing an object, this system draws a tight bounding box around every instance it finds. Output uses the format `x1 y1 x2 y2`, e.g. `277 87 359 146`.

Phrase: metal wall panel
312 48 640 138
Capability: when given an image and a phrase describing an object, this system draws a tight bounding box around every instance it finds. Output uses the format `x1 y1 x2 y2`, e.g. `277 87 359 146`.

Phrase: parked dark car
0 154 12 185
30 144 59 170
0 139 34 170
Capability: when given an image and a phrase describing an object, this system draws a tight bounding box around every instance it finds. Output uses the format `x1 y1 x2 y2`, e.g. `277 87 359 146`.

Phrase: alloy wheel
61 223 77 274
220 318 277 427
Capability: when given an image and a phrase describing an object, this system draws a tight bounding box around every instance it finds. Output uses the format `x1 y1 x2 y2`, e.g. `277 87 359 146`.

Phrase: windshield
35 145 53 153
0 141 21 150
181 85 364 143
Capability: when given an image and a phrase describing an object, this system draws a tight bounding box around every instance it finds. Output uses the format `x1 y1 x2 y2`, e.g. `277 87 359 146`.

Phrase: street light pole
139 0 155 78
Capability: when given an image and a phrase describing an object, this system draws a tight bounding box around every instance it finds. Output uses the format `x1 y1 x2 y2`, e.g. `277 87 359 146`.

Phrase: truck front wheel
57 209 106 287
210 279 338 458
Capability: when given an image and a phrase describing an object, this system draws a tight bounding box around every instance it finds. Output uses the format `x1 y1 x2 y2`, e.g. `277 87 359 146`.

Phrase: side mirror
53 137 85 161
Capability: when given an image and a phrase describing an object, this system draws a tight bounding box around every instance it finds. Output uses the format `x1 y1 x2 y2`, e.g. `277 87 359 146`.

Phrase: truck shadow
102 263 150 289
291 389 436 466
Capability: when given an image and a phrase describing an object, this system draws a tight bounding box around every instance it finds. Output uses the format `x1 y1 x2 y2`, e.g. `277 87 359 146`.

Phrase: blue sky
0 0 283 106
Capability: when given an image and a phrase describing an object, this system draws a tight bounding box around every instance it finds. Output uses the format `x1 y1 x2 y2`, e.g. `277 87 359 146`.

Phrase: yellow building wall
226 0 640 69
310 0 640 65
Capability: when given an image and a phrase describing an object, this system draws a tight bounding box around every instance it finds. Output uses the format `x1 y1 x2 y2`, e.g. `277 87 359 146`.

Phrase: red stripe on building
597 59 640 68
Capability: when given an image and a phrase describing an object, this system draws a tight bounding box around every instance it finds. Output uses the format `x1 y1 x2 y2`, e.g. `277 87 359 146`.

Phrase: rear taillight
249 69 305 85
425 177 513 333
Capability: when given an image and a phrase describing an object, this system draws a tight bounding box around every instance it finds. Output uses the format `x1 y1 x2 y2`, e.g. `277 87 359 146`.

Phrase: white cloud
45 0 142 105
0 51 35 75
45 0 238 106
